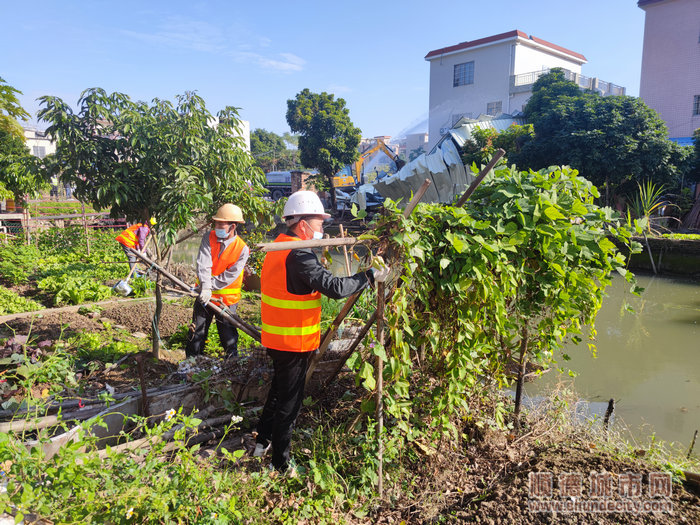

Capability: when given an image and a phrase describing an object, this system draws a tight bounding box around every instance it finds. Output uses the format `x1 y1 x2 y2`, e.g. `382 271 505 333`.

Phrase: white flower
211 512 218 519
126 507 134 519
230 415 243 425
165 408 176 421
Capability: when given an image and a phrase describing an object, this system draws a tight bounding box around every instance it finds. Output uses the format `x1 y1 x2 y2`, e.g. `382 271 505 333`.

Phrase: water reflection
531 274 700 445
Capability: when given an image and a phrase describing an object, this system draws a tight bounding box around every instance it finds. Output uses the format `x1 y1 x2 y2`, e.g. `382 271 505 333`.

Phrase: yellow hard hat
212 203 244 223
149 217 157 226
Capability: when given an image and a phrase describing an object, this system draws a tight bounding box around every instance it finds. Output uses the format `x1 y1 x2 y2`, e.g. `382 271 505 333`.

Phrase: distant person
50 175 59 200
115 218 156 272
185 204 249 358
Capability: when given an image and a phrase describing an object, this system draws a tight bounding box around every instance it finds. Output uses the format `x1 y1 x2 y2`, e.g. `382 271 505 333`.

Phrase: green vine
359 164 642 439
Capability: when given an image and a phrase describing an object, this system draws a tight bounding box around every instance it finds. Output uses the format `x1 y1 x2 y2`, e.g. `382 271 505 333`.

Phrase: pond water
529 273 700 446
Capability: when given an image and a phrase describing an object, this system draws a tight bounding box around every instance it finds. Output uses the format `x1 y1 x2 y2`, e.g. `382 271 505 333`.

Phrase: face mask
214 228 229 239
312 230 323 240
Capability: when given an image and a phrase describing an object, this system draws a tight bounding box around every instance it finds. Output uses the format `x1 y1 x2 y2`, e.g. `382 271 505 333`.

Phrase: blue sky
1 0 646 139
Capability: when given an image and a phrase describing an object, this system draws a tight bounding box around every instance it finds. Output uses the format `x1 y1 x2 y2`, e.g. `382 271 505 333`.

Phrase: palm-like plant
629 181 677 234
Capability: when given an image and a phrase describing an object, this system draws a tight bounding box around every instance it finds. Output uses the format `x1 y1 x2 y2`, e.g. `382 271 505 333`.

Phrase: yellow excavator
332 139 405 188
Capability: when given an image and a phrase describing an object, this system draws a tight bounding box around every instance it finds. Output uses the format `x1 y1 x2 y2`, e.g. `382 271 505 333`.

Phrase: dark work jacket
284 236 374 299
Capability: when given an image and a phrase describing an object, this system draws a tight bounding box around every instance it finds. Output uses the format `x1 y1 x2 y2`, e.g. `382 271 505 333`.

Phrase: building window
694 95 700 116
32 146 46 158
486 101 502 116
453 61 474 87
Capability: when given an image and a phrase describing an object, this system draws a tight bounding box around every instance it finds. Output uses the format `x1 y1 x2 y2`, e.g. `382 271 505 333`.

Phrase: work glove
199 287 212 305
371 256 391 283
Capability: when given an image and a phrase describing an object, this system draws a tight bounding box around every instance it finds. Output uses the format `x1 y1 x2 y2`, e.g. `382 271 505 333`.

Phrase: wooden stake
82 202 91 256
455 148 506 207
376 281 385 498
340 224 351 276
688 429 698 459
24 208 30 245
603 398 615 432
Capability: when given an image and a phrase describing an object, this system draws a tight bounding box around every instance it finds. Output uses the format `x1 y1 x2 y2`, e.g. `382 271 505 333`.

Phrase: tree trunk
152 235 163 359
513 325 529 430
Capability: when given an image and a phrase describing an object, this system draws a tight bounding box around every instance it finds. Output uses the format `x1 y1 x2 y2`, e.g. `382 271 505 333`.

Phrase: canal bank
624 235 700 277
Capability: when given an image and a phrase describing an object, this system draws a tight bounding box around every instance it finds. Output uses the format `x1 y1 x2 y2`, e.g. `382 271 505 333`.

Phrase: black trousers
184 300 239 357
256 348 312 470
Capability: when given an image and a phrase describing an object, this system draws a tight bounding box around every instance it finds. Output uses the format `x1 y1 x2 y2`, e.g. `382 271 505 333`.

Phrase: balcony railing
510 68 626 97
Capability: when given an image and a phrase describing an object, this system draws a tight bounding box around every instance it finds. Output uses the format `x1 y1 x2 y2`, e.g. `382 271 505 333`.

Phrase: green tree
38 88 275 355
0 77 30 139
0 79 44 204
690 128 700 184
250 128 300 173
0 129 45 204
286 89 361 207
522 68 582 124
460 124 534 168
519 71 681 205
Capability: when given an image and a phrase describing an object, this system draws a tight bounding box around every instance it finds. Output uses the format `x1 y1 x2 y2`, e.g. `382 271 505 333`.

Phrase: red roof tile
425 30 586 62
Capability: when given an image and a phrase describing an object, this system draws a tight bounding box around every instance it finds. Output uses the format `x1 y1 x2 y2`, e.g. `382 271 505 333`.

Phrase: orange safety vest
209 231 247 306
261 233 322 352
116 223 147 249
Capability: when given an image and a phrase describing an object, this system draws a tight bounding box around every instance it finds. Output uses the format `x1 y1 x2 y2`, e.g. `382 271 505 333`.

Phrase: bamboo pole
455 148 506 207
257 236 358 252
375 281 385 498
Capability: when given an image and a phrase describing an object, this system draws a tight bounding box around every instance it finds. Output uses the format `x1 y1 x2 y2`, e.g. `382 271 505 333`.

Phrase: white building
425 30 625 148
23 128 56 159
639 0 700 144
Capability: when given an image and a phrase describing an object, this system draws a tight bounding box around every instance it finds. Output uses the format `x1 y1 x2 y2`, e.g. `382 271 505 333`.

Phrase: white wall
23 129 56 159
428 41 512 148
639 0 700 139
427 35 586 148
513 43 583 75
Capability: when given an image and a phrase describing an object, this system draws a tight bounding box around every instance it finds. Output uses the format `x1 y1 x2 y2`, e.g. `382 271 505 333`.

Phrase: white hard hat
212 203 244 223
283 191 331 219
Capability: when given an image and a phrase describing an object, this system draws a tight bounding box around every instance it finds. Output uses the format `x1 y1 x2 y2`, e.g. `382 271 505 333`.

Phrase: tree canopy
512 70 689 203
250 128 300 173
0 129 45 203
0 77 30 140
0 78 43 203
38 89 274 245
286 88 361 200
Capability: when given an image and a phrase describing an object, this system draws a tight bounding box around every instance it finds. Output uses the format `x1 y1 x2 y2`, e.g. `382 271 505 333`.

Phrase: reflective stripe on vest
116 224 143 249
261 233 322 352
209 231 246 306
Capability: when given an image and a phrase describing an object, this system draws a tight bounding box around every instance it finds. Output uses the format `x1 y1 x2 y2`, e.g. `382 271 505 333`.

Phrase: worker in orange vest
253 191 390 473
185 203 249 358
115 217 156 272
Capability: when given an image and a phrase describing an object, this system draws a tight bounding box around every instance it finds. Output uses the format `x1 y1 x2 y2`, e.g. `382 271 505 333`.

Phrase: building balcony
510 68 626 97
